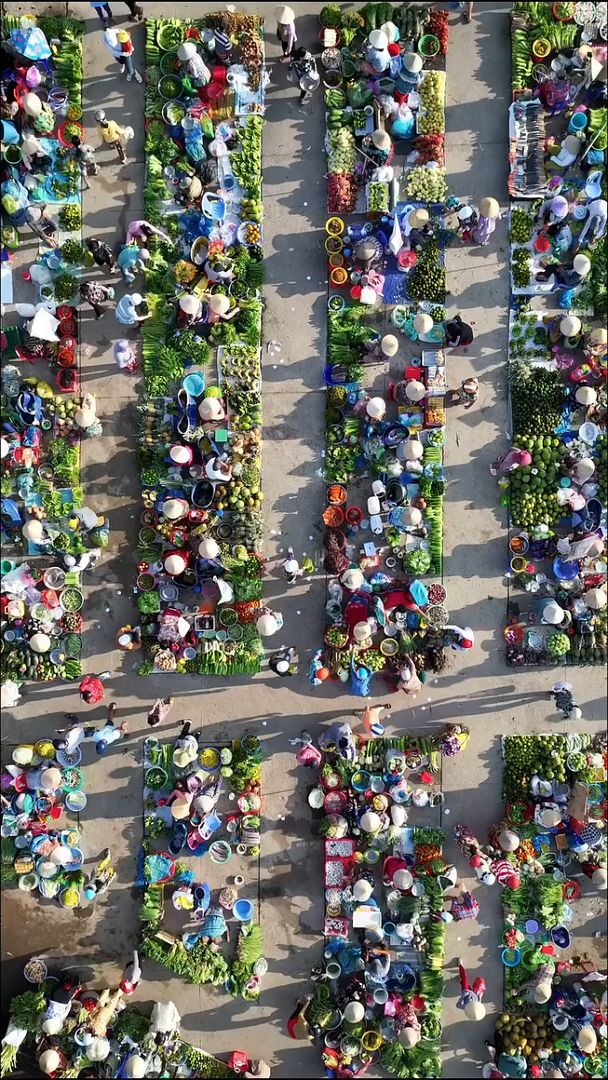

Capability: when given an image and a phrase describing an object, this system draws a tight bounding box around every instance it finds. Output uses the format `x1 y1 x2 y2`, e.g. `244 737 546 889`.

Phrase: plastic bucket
568 111 588 134
233 898 254 923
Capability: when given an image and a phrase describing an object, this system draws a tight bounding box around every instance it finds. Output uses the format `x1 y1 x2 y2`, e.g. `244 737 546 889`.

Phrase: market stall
135 16 268 679
312 4 467 694
0 970 248 1078
484 731 607 1079
1 15 104 691
297 722 469 1078
137 732 265 1000
1 739 89 908
500 2 607 666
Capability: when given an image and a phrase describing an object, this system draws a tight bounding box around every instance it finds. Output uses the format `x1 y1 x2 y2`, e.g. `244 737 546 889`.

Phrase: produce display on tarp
136 16 268 678
1 739 90 908
481 732 607 1079
137 733 265 1000
313 4 471 696
499 3 607 667
1 16 107 695
295 721 470 1078
0 973 246 1079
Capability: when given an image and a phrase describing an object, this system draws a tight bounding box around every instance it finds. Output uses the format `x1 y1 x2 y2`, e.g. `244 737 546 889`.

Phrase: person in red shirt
79 671 111 704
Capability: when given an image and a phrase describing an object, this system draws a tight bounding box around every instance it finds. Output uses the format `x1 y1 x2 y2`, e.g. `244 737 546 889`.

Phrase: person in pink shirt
490 447 532 476
125 219 172 246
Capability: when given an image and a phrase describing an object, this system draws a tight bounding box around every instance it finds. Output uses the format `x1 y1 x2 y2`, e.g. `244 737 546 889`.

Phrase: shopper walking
79 672 112 704
123 0 144 21
71 134 99 189
276 6 297 58
96 109 131 163
353 702 392 738
457 960 487 1020
269 647 298 676
290 47 320 104
549 682 581 721
79 281 114 319
147 697 175 727
116 29 142 82
90 0 113 26
87 237 116 271
92 703 129 755
282 547 304 584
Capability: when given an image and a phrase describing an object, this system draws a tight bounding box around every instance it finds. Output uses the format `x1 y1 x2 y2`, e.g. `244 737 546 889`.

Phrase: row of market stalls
133 16 271 679
485 730 607 1079
1 17 105 702
502 1 607 666
311 3 475 699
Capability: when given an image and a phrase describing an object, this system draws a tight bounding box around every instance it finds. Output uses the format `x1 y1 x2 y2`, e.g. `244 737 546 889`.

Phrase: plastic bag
389 213 403 256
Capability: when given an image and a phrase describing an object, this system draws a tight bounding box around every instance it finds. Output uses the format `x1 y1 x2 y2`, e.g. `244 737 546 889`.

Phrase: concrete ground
1 3 605 1077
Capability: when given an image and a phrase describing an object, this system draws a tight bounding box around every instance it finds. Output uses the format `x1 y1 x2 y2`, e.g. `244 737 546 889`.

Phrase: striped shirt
214 28 232 57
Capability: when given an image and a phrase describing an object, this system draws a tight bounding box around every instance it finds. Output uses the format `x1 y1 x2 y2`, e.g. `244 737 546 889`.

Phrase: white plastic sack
28 307 59 341
378 93 398 118
2 1021 27 1048
389 213 403 257
150 1001 181 1034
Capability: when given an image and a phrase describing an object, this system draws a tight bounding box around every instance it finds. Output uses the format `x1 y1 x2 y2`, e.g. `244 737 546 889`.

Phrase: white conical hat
209 293 230 315
30 632 51 653
198 537 220 559
275 5 295 23
589 328 607 346
125 1057 147 1079
403 52 423 74
408 208 429 228
400 1027 420 1048
381 334 399 356
353 879 373 901
198 397 225 421
404 438 424 460
479 197 500 219
367 396 386 418
393 868 413 890
164 554 187 576
560 315 581 337
380 21 399 43
405 380 425 402
413 313 433 334
592 867 607 887
371 128 391 151
573 254 591 276
256 613 279 636
177 41 197 60
584 587 607 610
575 385 597 405
163 498 188 520
574 457 595 483
401 506 422 526
169 445 193 465
39 1050 62 1075
577 1027 597 1053
533 982 553 1004
464 1000 486 1021
22 518 44 541
179 294 201 315
341 568 364 590
543 601 564 624
360 810 381 833
369 30 389 50
23 92 42 117
498 829 520 852
0 436 9 459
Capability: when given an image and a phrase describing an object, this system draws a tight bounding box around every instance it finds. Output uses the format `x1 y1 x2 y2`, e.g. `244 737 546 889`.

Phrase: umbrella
10 27 51 61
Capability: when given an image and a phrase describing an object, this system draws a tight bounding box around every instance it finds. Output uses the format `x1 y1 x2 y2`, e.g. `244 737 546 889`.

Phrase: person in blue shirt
117 243 150 282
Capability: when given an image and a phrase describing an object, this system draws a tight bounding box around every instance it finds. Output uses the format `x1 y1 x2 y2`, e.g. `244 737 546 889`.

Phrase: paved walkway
2 3 605 1076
